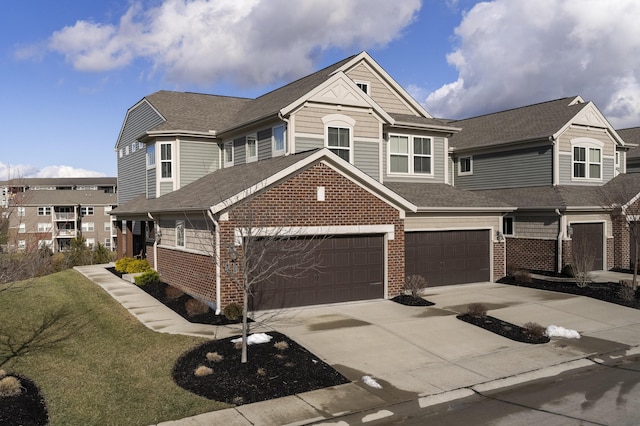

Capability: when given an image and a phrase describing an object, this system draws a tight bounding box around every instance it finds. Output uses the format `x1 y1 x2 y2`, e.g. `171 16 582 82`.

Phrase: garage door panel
406 230 490 287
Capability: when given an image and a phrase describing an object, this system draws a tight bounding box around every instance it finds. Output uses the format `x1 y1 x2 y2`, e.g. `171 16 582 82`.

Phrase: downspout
147 212 158 271
207 210 222 315
278 112 291 155
555 209 564 273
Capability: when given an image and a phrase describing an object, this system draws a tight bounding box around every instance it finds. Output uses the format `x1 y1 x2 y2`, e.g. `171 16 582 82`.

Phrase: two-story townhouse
447 96 636 273
7 188 117 253
112 52 512 312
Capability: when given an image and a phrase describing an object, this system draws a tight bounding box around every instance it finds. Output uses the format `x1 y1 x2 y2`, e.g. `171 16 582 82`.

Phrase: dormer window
355 80 370 95
160 143 172 178
571 138 602 180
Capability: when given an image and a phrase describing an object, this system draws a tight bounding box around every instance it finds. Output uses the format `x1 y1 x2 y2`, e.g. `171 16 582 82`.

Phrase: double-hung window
458 156 473 175
81 206 94 216
81 222 95 232
176 220 185 248
146 144 156 168
272 125 285 156
37 223 52 232
38 206 51 216
17 207 25 217
327 127 351 162
224 141 234 167
573 146 601 179
160 143 172 178
389 135 433 174
246 135 258 162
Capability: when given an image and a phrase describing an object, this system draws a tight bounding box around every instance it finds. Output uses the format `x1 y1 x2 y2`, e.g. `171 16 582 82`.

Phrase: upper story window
388 135 433 175
17 207 25 217
246 134 258 163
104 206 112 215
355 80 370 95
224 141 234 167
18 223 25 233
572 145 601 179
131 142 137 153
323 114 355 163
458 156 473 176
81 222 95 232
119 148 123 158
81 206 94 216
125 145 130 156
160 143 172 178
146 144 156 167
176 220 185 248
38 206 51 216
272 125 285 156
37 223 52 232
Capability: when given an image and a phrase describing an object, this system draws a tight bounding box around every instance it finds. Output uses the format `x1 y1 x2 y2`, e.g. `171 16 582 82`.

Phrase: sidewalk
75 265 640 426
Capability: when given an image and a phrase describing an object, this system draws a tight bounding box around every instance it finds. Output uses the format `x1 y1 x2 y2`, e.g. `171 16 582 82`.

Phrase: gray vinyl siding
179 141 219 187
383 136 446 183
159 181 173 197
627 161 640 173
146 168 156 199
511 213 559 239
295 136 323 153
455 146 553 190
234 137 246 165
117 101 164 204
354 142 379 180
258 128 272 160
558 156 615 185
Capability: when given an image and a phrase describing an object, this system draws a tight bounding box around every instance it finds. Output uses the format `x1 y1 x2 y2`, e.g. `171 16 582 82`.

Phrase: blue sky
3 0 640 178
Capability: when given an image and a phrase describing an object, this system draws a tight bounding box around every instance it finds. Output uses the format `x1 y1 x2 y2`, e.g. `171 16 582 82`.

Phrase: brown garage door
571 223 603 270
250 235 384 310
406 230 490 286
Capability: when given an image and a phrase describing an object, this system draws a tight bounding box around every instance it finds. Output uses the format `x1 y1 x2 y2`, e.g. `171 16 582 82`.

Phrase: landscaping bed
0 373 48 426
391 294 434 306
172 331 349 405
456 314 550 344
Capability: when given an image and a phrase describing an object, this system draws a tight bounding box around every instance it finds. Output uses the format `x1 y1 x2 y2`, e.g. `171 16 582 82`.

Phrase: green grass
0 270 229 425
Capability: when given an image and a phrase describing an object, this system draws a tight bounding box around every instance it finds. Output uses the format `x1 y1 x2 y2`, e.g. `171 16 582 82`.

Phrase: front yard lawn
0 270 227 425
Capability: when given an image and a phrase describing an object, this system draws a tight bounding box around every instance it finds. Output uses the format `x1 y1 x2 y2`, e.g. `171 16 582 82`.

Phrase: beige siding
294 106 381 138
512 214 559 239
346 64 415 115
158 216 214 252
404 213 501 234
558 127 616 156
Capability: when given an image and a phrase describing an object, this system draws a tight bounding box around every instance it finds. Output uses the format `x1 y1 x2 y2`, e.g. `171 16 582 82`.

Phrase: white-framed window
17 207 25 217
176 220 185 248
38 206 51 216
18 240 26 250
81 206 94 216
104 239 112 249
272 125 285 156
615 151 620 167
327 127 351 162
458 156 473 175
81 222 95 232
39 240 52 249
246 134 258 163
388 135 433 175
18 223 26 233
160 143 172 178
85 238 95 248
503 217 515 236
104 223 111 232
573 146 601 179
37 223 52 232
125 145 130 156
224 141 234 167
146 144 156 167
131 142 137 153
104 206 112 215
119 148 123 158
355 80 370 95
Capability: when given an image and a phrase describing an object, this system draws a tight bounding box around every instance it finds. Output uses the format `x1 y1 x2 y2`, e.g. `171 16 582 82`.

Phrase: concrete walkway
75 265 640 426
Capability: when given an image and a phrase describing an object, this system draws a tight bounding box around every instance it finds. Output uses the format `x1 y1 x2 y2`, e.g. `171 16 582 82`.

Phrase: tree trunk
241 287 249 363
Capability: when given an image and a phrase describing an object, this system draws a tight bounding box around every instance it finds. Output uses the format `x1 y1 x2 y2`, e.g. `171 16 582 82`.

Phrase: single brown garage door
571 223 604 270
250 235 384 310
405 230 490 286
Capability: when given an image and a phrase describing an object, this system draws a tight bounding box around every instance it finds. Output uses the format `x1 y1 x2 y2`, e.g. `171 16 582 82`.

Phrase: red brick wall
493 241 506 279
606 237 615 270
506 237 557 272
612 214 630 269
156 162 404 310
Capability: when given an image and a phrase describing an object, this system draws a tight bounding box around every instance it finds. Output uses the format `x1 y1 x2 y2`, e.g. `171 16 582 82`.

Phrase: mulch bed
391 294 435 306
0 373 48 426
172 331 348 405
456 314 550 344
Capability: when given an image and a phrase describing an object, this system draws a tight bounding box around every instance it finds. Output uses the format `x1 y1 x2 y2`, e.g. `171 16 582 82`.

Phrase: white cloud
44 0 421 87
424 0 640 128
0 162 105 179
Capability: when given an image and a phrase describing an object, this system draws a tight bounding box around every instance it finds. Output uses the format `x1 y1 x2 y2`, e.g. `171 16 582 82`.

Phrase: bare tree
571 237 594 288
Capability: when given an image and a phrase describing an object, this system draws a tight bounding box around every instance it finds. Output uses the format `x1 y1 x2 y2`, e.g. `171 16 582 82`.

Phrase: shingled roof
384 182 513 211
13 190 117 206
618 127 640 159
448 96 588 151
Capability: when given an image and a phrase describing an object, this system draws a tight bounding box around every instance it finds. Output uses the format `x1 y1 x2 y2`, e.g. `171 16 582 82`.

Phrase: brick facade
493 241 506 279
156 162 405 310
506 237 557 272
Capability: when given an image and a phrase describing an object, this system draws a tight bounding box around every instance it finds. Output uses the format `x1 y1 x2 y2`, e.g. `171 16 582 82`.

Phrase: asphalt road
322 353 640 425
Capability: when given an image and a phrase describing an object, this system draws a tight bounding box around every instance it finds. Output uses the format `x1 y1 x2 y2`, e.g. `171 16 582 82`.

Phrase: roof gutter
390 121 461 133
415 206 517 213
138 130 218 143
147 212 159 272
207 209 222 315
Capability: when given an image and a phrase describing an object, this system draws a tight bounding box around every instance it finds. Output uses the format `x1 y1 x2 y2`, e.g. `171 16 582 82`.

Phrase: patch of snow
362 375 383 389
545 325 580 339
231 333 273 345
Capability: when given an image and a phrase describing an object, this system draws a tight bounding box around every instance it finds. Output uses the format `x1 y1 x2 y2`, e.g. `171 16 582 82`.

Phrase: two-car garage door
250 235 384 310
406 230 491 287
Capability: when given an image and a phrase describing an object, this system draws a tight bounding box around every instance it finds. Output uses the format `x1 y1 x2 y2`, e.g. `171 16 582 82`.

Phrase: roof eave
415 206 516 213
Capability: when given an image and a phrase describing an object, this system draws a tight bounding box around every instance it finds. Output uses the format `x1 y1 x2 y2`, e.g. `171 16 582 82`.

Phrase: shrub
0 369 5 379
206 352 224 363
274 341 289 351
561 264 575 277
0 375 22 397
513 269 532 283
194 365 213 377
165 286 184 301
523 322 546 339
404 274 428 297
223 302 242 321
185 298 210 317
115 257 134 273
466 303 487 318
134 270 160 286
125 259 151 273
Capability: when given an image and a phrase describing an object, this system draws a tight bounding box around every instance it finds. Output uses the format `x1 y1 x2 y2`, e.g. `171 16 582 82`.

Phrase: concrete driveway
252 281 640 404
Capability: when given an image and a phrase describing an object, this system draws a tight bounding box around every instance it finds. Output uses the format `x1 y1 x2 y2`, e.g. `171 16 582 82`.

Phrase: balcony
55 229 76 237
54 212 76 221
